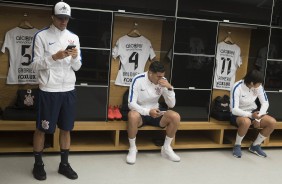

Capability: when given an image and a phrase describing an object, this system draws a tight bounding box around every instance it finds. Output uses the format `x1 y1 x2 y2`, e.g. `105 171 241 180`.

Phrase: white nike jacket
31 24 82 92
128 72 176 116
230 80 269 118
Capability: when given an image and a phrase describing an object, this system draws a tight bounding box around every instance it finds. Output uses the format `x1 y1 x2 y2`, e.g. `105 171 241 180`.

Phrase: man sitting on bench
230 69 276 158
126 61 181 164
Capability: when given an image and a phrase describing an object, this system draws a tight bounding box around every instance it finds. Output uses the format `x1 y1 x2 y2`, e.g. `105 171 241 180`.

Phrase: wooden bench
0 119 282 153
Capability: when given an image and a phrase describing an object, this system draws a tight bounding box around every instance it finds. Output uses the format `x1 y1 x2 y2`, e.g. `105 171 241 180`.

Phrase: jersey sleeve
1 31 11 53
235 46 242 68
230 83 252 118
31 33 56 71
112 38 120 59
70 35 82 71
148 41 156 60
128 78 150 116
162 88 176 108
257 86 269 116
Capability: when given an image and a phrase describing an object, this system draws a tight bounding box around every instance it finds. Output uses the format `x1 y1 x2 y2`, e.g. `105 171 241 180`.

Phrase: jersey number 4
129 52 139 70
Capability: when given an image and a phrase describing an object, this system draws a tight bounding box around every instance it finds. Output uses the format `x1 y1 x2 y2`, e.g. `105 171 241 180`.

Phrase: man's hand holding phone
52 45 77 61
65 45 78 59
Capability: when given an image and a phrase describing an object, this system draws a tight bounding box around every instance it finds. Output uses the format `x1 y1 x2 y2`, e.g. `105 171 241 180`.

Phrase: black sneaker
32 163 46 180
58 163 78 180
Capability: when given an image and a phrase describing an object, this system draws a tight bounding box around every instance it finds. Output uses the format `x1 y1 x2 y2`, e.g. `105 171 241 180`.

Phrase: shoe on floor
33 163 46 181
161 146 180 162
233 144 242 158
126 148 138 164
58 163 78 180
108 106 114 120
113 106 122 119
249 144 267 158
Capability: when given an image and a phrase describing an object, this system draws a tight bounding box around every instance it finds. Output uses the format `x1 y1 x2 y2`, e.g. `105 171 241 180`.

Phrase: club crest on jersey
68 40 74 45
252 89 258 96
41 120 49 130
155 87 161 95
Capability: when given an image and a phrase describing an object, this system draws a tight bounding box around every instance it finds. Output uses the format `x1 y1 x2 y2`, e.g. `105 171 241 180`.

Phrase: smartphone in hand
65 45 76 50
158 111 166 115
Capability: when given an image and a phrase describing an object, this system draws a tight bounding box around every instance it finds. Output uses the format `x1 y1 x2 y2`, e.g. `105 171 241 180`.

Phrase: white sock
128 137 136 149
235 133 244 145
164 135 173 148
253 133 266 146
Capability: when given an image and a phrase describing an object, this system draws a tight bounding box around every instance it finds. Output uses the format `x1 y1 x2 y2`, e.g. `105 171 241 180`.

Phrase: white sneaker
126 148 138 164
161 146 180 162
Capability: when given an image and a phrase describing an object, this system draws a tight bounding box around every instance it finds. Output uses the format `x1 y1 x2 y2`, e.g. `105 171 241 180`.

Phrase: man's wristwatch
168 86 174 91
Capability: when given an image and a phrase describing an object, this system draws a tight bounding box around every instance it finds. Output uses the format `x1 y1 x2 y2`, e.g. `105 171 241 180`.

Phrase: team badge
24 89 34 106
41 120 50 130
252 88 258 96
155 87 161 95
68 40 74 45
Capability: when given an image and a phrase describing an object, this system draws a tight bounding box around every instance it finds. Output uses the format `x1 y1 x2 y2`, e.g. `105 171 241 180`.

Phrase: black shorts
36 89 76 134
230 114 255 128
139 115 165 128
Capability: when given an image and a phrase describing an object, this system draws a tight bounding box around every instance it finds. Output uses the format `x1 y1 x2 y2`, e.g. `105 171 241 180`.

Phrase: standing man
230 69 276 158
31 1 81 180
126 61 181 164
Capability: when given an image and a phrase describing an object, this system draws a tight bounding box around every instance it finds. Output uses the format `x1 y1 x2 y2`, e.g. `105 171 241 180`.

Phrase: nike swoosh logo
242 95 246 97
49 42 55 45
141 89 145 91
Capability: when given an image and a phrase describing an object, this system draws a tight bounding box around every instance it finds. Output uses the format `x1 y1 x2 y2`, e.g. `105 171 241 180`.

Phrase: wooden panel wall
0 6 51 109
212 26 252 99
109 16 163 106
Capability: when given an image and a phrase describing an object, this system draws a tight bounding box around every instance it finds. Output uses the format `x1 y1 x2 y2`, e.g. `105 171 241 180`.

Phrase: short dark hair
149 61 165 73
244 69 264 85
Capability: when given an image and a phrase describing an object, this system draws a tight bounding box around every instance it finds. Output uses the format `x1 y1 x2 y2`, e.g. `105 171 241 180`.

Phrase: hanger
224 32 234 44
127 22 141 37
18 13 34 29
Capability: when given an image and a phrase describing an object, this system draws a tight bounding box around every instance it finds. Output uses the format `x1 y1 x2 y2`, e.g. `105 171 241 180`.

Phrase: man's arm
31 33 56 71
159 78 175 108
69 36 82 71
257 86 269 117
128 79 150 116
231 86 252 118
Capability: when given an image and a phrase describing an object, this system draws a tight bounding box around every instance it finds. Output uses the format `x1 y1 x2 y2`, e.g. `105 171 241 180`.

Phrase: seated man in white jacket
126 61 181 164
230 69 276 158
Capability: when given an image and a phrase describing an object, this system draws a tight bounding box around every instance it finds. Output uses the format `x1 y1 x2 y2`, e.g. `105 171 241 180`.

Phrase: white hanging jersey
1 27 38 84
112 35 156 86
213 41 242 91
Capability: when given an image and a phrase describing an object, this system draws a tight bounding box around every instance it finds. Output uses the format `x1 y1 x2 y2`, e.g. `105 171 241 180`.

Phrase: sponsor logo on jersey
18 74 36 80
220 49 235 55
123 77 133 83
16 35 34 44
49 42 55 45
123 71 139 77
126 43 143 49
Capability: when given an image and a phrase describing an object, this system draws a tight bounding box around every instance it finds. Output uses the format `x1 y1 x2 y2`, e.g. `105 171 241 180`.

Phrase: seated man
230 69 276 158
126 61 181 164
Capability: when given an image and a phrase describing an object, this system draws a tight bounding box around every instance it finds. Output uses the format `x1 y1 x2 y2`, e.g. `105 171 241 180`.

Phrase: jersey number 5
21 45 32 66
